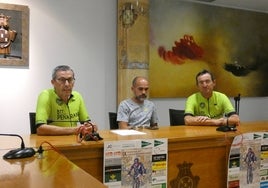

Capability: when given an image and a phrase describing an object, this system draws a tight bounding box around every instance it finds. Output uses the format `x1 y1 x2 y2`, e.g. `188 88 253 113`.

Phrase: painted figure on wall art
0 3 29 66
0 13 17 55
149 0 268 97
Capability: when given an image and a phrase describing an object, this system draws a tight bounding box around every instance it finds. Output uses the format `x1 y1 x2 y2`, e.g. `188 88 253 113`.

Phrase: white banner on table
103 138 168 188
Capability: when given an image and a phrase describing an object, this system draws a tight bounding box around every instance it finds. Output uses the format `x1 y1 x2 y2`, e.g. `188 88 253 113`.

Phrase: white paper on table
110 129 146 136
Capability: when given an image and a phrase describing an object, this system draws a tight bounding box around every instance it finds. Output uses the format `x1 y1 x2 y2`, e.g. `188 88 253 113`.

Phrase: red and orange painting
149 0 268 97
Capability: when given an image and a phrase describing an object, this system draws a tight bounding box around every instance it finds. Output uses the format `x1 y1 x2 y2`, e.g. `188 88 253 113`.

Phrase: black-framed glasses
56 77 75 84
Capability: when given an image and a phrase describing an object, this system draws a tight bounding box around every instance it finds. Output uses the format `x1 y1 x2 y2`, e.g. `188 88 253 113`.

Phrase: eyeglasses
56 77 75 84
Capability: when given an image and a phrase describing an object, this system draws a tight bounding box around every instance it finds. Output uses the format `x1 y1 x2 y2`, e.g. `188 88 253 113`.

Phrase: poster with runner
227 132 268 188
103 138 168 188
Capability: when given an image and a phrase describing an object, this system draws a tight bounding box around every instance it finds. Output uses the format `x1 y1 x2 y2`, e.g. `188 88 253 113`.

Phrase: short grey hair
52 65 75 80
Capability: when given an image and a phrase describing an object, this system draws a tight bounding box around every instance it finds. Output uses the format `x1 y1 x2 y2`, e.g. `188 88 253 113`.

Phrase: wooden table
0 149 107 188
1 121 267 188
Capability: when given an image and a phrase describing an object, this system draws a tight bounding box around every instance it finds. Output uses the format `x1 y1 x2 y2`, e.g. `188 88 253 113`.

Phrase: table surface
0 149 107 188
1 121 268 150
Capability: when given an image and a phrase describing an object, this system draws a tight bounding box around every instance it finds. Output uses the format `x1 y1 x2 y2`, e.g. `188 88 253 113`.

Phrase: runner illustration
127 158 146 188
244 147 257 184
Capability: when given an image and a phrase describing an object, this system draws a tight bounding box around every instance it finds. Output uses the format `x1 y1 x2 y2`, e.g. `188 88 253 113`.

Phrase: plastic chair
109 112 118 129
169 109 185 126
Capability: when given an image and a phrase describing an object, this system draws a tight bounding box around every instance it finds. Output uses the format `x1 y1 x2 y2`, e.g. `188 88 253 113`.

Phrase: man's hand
196 116 210 122
83 121 98 132
185 115 228 126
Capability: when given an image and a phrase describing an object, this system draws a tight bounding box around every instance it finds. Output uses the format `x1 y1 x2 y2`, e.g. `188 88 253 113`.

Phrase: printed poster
103 138 168 188
228 132 268 188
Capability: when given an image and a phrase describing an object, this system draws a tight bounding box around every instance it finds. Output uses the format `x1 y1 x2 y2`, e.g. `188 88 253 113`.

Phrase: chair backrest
109 112 118 130
169 109 185 126
29 112 37 134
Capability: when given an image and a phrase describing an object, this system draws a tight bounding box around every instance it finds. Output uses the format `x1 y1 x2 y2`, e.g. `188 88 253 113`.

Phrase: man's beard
136 94 147 102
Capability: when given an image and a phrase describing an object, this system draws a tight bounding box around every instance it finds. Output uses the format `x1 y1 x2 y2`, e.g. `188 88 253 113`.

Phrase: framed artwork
149 0 268 97
0 3 29 67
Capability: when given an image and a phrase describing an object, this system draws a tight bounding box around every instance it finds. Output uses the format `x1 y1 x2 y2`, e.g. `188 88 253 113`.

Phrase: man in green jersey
184 69 240 126
35 65 97 135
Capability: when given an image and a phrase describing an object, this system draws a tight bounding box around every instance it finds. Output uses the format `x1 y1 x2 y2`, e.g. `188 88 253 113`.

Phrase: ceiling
190 0 268 13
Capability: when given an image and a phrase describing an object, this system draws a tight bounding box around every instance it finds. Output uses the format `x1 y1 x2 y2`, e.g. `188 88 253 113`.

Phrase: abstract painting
149 0 268 97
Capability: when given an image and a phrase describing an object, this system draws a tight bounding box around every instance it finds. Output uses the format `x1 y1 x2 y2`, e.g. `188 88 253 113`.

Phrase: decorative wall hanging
149 0 268 97
117 0 149 104
0 3 29 67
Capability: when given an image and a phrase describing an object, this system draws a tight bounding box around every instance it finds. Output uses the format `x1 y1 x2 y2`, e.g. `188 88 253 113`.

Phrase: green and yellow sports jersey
35 89 90 127
185 91 235 118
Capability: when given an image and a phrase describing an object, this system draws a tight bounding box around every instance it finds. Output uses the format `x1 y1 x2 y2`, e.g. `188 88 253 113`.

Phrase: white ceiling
191 0 268 13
